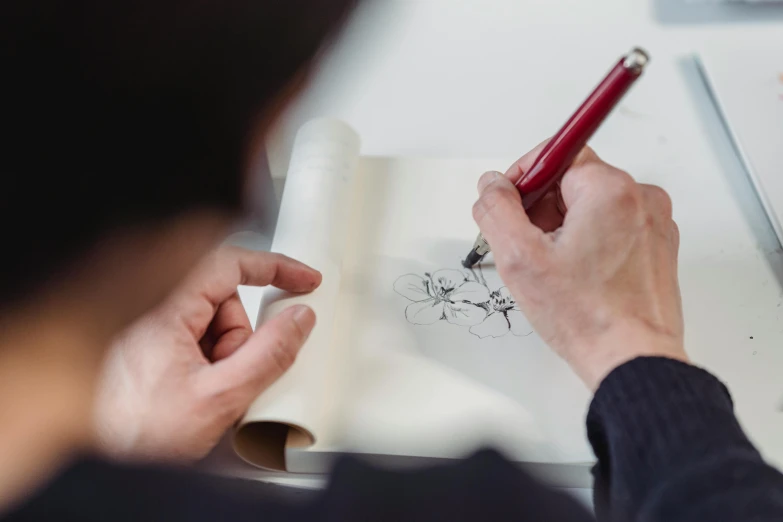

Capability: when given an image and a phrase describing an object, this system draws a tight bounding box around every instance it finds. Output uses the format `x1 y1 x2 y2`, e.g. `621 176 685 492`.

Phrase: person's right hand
472 144 687 390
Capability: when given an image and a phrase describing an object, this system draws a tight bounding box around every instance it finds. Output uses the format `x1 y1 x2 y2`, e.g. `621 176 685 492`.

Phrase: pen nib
463 233 490 268
462 249 484 269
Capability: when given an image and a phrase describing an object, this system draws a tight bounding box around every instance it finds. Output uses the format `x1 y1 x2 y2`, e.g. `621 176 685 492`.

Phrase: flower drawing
394 264 534 340
469 287 532 339
394 269 489 326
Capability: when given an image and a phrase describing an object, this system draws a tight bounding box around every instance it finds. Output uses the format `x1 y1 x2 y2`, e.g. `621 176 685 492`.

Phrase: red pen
463 47 650 268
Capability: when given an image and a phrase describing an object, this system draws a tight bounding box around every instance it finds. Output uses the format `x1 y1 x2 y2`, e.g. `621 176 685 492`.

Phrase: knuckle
611 168 636 190
265 251 285 264
606 174 643 216
643 212 656 231
643 185 673 217
216 245 256 271
575 145 599 165
568 162 617 190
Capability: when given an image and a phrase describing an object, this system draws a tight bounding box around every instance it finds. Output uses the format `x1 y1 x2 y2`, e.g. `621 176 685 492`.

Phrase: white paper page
234 119 360 470
240 121 593 472
698 48 783 245
330 157 594 465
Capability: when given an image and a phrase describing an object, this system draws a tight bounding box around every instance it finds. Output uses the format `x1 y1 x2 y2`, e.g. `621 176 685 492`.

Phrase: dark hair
0 0 356 304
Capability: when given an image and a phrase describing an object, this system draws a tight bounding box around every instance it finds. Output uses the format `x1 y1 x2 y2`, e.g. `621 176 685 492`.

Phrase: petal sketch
431 269 466 296
443 301 487 326
490 286 518 312
394 274 432 302
507 309 533 337
469 312 511 338
497 286 514 301
451 281 490 304
405 299 445 325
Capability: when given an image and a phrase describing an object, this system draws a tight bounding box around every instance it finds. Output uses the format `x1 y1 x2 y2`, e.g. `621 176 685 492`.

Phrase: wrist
565 319 688 391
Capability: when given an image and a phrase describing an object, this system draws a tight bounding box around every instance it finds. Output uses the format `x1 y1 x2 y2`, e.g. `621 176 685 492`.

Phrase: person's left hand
92 247 322 461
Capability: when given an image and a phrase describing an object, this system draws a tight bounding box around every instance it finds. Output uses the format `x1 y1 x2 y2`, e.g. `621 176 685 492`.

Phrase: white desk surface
227 0 783 503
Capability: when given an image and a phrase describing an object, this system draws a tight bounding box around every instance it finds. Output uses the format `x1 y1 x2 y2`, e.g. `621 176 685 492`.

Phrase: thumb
201 304 315 408
472 171 549 270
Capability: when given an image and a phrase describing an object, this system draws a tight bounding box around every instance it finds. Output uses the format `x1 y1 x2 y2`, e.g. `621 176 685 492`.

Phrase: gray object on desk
655 0 783 24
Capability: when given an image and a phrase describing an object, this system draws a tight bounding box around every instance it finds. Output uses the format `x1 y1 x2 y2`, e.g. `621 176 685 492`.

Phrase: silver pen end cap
623 48 650 73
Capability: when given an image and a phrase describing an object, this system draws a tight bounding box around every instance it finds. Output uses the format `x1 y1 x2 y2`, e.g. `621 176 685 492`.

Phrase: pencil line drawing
394 264 533 339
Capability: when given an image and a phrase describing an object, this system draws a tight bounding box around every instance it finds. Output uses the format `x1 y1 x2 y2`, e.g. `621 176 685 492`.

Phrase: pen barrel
517 56 644 210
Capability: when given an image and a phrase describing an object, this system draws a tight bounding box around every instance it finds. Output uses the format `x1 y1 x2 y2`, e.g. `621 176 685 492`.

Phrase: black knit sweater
7 357 783 521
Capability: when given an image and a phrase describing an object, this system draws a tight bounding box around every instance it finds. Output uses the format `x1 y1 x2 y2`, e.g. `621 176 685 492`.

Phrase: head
0 0 356 507
2 0 356 323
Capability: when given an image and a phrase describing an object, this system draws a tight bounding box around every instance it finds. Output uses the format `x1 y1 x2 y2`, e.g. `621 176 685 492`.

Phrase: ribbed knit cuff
587 357 760 517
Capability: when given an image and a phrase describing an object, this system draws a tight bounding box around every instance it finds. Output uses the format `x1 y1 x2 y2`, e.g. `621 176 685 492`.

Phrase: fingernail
478 171 502 193
309 269 323 289
291 304 315 334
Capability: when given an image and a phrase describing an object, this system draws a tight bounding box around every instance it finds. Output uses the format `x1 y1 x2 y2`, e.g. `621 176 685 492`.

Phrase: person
2 1 783 521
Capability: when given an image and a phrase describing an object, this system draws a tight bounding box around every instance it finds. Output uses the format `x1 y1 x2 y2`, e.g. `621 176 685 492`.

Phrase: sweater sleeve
3 451 596 522
587 356 783 522
316 449 595 522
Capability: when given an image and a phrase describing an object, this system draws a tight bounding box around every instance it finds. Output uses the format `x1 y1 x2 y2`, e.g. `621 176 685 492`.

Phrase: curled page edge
234 119 361 471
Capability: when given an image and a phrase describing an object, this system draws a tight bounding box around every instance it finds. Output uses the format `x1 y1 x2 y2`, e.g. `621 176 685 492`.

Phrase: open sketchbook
232 119 594 482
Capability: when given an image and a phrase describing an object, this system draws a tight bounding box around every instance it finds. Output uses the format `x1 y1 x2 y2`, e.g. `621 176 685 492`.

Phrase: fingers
525 189 565 233
169 248 322 339
504 139 600 185
484 140 675 261
187 248 322 309
557 162 642 241
494 141 599 232
472 171 549 272
556 154 629 210
208 294 253 361
503 139 550 184
557 161 676 253
202 304 315 407
639 184 679 259
640 183 673 224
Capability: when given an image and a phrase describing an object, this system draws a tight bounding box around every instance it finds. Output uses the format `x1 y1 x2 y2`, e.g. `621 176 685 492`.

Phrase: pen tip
462 250 483 269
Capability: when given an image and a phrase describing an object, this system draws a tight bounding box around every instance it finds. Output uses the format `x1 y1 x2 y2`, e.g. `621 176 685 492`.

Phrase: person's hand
92 247 321 461
472 143 687 390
